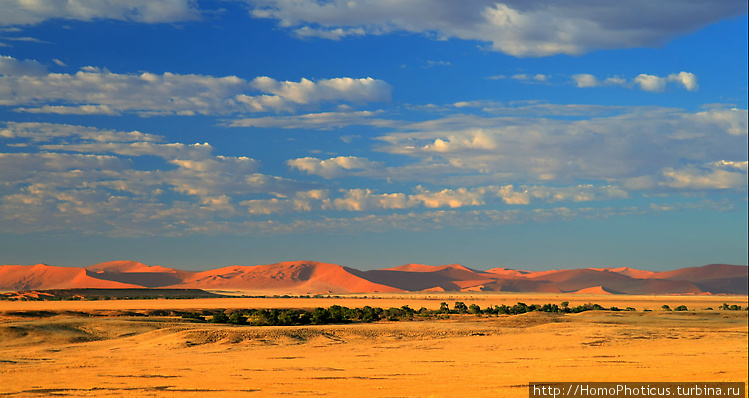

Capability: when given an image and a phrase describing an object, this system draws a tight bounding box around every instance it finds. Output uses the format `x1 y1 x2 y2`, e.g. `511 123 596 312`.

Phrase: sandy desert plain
0 292 747 398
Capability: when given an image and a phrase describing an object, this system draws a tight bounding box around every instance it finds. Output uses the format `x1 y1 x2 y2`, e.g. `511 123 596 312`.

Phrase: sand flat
1 294 746 397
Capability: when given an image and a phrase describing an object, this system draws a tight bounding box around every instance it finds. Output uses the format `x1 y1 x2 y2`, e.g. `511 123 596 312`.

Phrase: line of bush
176 301 646 326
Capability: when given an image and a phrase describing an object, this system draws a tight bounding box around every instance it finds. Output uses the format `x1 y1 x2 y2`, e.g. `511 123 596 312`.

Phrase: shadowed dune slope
353 264 495 291
85 261 193 288
651 264 748 281
528 269 705 294
85 261 177 273
1 262 746 294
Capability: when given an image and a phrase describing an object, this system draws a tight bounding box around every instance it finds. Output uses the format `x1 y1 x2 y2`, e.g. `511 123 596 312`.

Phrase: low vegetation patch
175 301 634 326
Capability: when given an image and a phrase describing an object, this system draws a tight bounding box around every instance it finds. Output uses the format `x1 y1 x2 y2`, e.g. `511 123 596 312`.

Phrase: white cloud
409 186 486 208
603 76 627 86
572 74 600 88
0 122 316 236
376 106 748 188
246 0 746 57
329 189 409 211
634 74 667 92
668 72 698 91
0 54 47 75
0 0 201 26
688 108 747 136
511 73 548 81
0 55 392 115
294 26 366 40
573 72 697 92
0 122 163 143
287 156 382 178
419 130 496 153
661 161 748 190
16 104 121 115
233 181 633 214
249 76 392 106
0 63 250 114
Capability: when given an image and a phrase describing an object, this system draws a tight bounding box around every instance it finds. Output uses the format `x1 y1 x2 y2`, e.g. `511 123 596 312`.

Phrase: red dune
452 279 498 289
521 269 562 278
484 267 532 278
573 286 616 294
649 264 748 281
172 261 402 294
0 264 138 290
86 260 178 273
353 264 493 291
479 279 563 293
85 261 191 288
1 262 745 294
384 263 477 273
596 267 658 279
530 268 705 294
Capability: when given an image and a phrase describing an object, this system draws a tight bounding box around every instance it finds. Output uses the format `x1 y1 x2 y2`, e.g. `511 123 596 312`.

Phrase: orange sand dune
173 261 401 294
484 267 533 278
479 279 563 293
650 263 748 281
86 260 179 274
573 286 616 294
1 261 746 295
0 264 138 290
530 268 704 294
85 261 193 288
593 266 658 279
353 264 495 291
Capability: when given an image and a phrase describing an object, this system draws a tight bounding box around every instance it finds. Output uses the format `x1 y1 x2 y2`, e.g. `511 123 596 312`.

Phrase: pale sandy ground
0 294 746 398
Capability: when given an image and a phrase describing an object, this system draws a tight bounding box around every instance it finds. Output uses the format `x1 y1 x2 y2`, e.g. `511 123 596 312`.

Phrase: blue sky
0 0 747 271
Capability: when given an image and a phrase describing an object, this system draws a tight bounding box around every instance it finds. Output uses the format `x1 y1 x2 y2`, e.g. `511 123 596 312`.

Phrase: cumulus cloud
0 122 316 236
241 190 331 214
376 106 748 188
248 76 392 106
688 108 748 136
668 72 699 91
409 186 486 208
329 189 409 211
0 122 163 143
232 181 633 215
419 130 496 153
634 74 667 92
246 0 746 57
572 74 601 88
0 54 47 75
287 156 383 178
573 72 697 92
511 73 548 82
0 55 392 115
0 0 201 26
661 161 748 190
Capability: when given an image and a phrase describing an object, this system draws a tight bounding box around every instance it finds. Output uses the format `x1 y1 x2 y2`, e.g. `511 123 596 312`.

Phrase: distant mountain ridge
0 261 746 295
